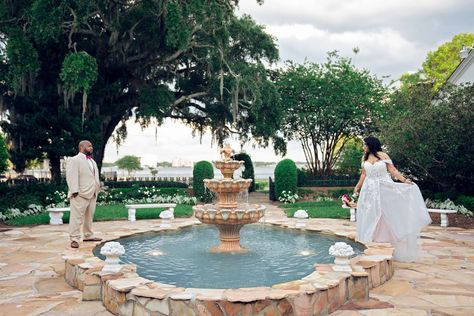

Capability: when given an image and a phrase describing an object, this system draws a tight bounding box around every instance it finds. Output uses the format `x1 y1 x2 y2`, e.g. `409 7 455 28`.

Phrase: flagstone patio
1 195 473 315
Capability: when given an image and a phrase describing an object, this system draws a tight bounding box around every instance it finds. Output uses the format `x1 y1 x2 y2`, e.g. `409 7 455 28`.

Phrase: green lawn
6 204 193 226
280 200 349 219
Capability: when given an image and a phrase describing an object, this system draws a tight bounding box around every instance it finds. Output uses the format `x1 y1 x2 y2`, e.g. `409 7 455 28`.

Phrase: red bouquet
341 194 357 208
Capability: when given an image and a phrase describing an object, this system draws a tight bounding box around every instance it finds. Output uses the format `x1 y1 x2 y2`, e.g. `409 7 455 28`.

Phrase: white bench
124 203 177 221
428 208 457 227
47 207 70 225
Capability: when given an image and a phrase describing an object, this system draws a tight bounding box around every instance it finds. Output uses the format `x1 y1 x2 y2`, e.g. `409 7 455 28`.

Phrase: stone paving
0 193 473 315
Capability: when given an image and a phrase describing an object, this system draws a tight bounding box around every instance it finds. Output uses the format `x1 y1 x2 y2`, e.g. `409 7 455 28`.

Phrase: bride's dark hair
363 136 383 161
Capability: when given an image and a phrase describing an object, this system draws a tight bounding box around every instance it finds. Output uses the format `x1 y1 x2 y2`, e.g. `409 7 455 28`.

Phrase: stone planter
294 209 309 228
329 242 354 273
100 242 125 273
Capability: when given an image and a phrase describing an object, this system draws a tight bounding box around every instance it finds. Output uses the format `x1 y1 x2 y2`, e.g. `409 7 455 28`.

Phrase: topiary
233 152 255 192
193 161 214 202
274 159 298 199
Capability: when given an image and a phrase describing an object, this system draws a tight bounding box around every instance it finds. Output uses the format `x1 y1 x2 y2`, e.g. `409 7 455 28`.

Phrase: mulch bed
429 213 474 229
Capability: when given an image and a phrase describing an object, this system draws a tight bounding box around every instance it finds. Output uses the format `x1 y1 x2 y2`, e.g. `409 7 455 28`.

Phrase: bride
353 136 431 262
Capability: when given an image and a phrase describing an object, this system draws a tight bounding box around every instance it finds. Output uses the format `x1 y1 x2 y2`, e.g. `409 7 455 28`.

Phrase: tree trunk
49 156 62 183
93 113 125 176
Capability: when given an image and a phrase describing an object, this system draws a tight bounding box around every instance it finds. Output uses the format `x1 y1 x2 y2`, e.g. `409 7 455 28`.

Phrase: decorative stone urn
193 145 265 252
159 210 174 228
294 209 309 228
100 242 125 273
329 242 354 272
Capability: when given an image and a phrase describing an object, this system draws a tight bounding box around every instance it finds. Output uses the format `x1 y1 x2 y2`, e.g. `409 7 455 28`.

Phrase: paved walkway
0 193 473 315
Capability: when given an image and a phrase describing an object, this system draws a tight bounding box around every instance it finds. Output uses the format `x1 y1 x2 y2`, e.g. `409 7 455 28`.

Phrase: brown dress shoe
83 237 102 242
71 241 79 248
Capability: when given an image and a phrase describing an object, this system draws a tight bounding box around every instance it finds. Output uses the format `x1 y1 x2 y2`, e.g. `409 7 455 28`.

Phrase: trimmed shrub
0 183 66 212
456 195 474 211
193 161 214 202
274 159 298 199
233 152 255 192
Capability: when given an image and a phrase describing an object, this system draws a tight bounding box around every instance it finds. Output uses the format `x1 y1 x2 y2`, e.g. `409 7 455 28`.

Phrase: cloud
267 24 425 79
239 0 471 31
105 0 473 164
238 0 473 79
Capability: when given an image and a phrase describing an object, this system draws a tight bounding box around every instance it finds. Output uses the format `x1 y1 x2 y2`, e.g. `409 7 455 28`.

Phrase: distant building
171 157 193 168
446 44 474 85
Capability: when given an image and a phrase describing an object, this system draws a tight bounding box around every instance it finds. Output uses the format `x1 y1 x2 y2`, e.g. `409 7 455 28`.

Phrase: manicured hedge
456 195 474 210
193 161 214 202
274 159 298 199
233 152 255 192
0 183 66 211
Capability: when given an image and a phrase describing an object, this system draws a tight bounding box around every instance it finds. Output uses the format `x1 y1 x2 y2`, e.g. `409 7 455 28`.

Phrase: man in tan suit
66 140 102 248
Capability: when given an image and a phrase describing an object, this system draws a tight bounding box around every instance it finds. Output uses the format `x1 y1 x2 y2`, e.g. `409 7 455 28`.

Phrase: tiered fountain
193 144 266 252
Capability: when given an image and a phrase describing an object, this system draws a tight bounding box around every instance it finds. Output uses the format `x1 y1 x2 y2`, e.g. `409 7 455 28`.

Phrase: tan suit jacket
66 153 100 199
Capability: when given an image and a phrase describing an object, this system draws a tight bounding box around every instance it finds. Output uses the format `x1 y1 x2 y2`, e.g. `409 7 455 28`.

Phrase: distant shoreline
102 166 276 180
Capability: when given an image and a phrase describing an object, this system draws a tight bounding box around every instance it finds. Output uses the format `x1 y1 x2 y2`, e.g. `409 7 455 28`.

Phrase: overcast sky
104 0 473 166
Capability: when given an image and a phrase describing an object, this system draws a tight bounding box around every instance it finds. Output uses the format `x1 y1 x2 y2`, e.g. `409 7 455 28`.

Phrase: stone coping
63 218 395 315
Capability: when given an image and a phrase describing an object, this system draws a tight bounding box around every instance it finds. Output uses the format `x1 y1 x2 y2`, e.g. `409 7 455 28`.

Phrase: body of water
102 166 276 180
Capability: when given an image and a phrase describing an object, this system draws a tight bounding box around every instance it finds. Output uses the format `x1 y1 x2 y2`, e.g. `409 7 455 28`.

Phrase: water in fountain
95 225 365 288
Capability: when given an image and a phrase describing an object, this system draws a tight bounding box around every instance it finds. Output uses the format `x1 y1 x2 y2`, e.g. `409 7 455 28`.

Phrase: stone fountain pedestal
212 224 245 252
193 149 265 253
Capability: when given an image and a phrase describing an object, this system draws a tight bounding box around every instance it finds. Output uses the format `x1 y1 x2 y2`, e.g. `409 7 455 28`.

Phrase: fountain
193 144 265 252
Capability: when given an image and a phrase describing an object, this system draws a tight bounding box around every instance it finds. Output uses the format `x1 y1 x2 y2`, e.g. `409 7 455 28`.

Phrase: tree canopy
0 1 280 181
116 155 142 177
276 53 386 176
380 83 474 195
422 32 474 90
335 137 363 175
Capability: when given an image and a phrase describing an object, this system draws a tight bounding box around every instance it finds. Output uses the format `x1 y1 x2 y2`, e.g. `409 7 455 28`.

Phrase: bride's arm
353 169 366 194
380 153 413 184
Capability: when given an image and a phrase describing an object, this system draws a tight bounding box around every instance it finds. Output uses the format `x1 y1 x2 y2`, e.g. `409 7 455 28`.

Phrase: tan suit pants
69 195 97 242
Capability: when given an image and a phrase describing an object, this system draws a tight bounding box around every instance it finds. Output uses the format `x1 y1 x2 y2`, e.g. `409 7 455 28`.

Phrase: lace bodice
363 159 392 181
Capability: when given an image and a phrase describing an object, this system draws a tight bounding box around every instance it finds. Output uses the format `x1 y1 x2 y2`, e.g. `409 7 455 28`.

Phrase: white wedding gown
356 159 432 262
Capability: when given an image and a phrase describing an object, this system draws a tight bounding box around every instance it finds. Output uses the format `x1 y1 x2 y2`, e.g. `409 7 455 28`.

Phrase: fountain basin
193 204 265 225
193 204 265 252
213 160 244 178
64 219 395 316
93 225 366 288
203 178 252 193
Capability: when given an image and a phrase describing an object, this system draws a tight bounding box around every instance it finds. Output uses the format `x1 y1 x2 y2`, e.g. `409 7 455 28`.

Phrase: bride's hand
404 179 414 185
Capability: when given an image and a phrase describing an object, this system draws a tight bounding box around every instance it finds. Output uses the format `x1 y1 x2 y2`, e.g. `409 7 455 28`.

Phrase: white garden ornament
329 242 354 272
159 210 174 228
100 242 125 273
294 209 309 228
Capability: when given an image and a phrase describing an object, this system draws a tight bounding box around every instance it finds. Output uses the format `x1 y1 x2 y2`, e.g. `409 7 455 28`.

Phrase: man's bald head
78 140 93 155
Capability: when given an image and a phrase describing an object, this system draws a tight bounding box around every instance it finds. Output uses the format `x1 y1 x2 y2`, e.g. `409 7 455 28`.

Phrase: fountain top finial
220 142 235 162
